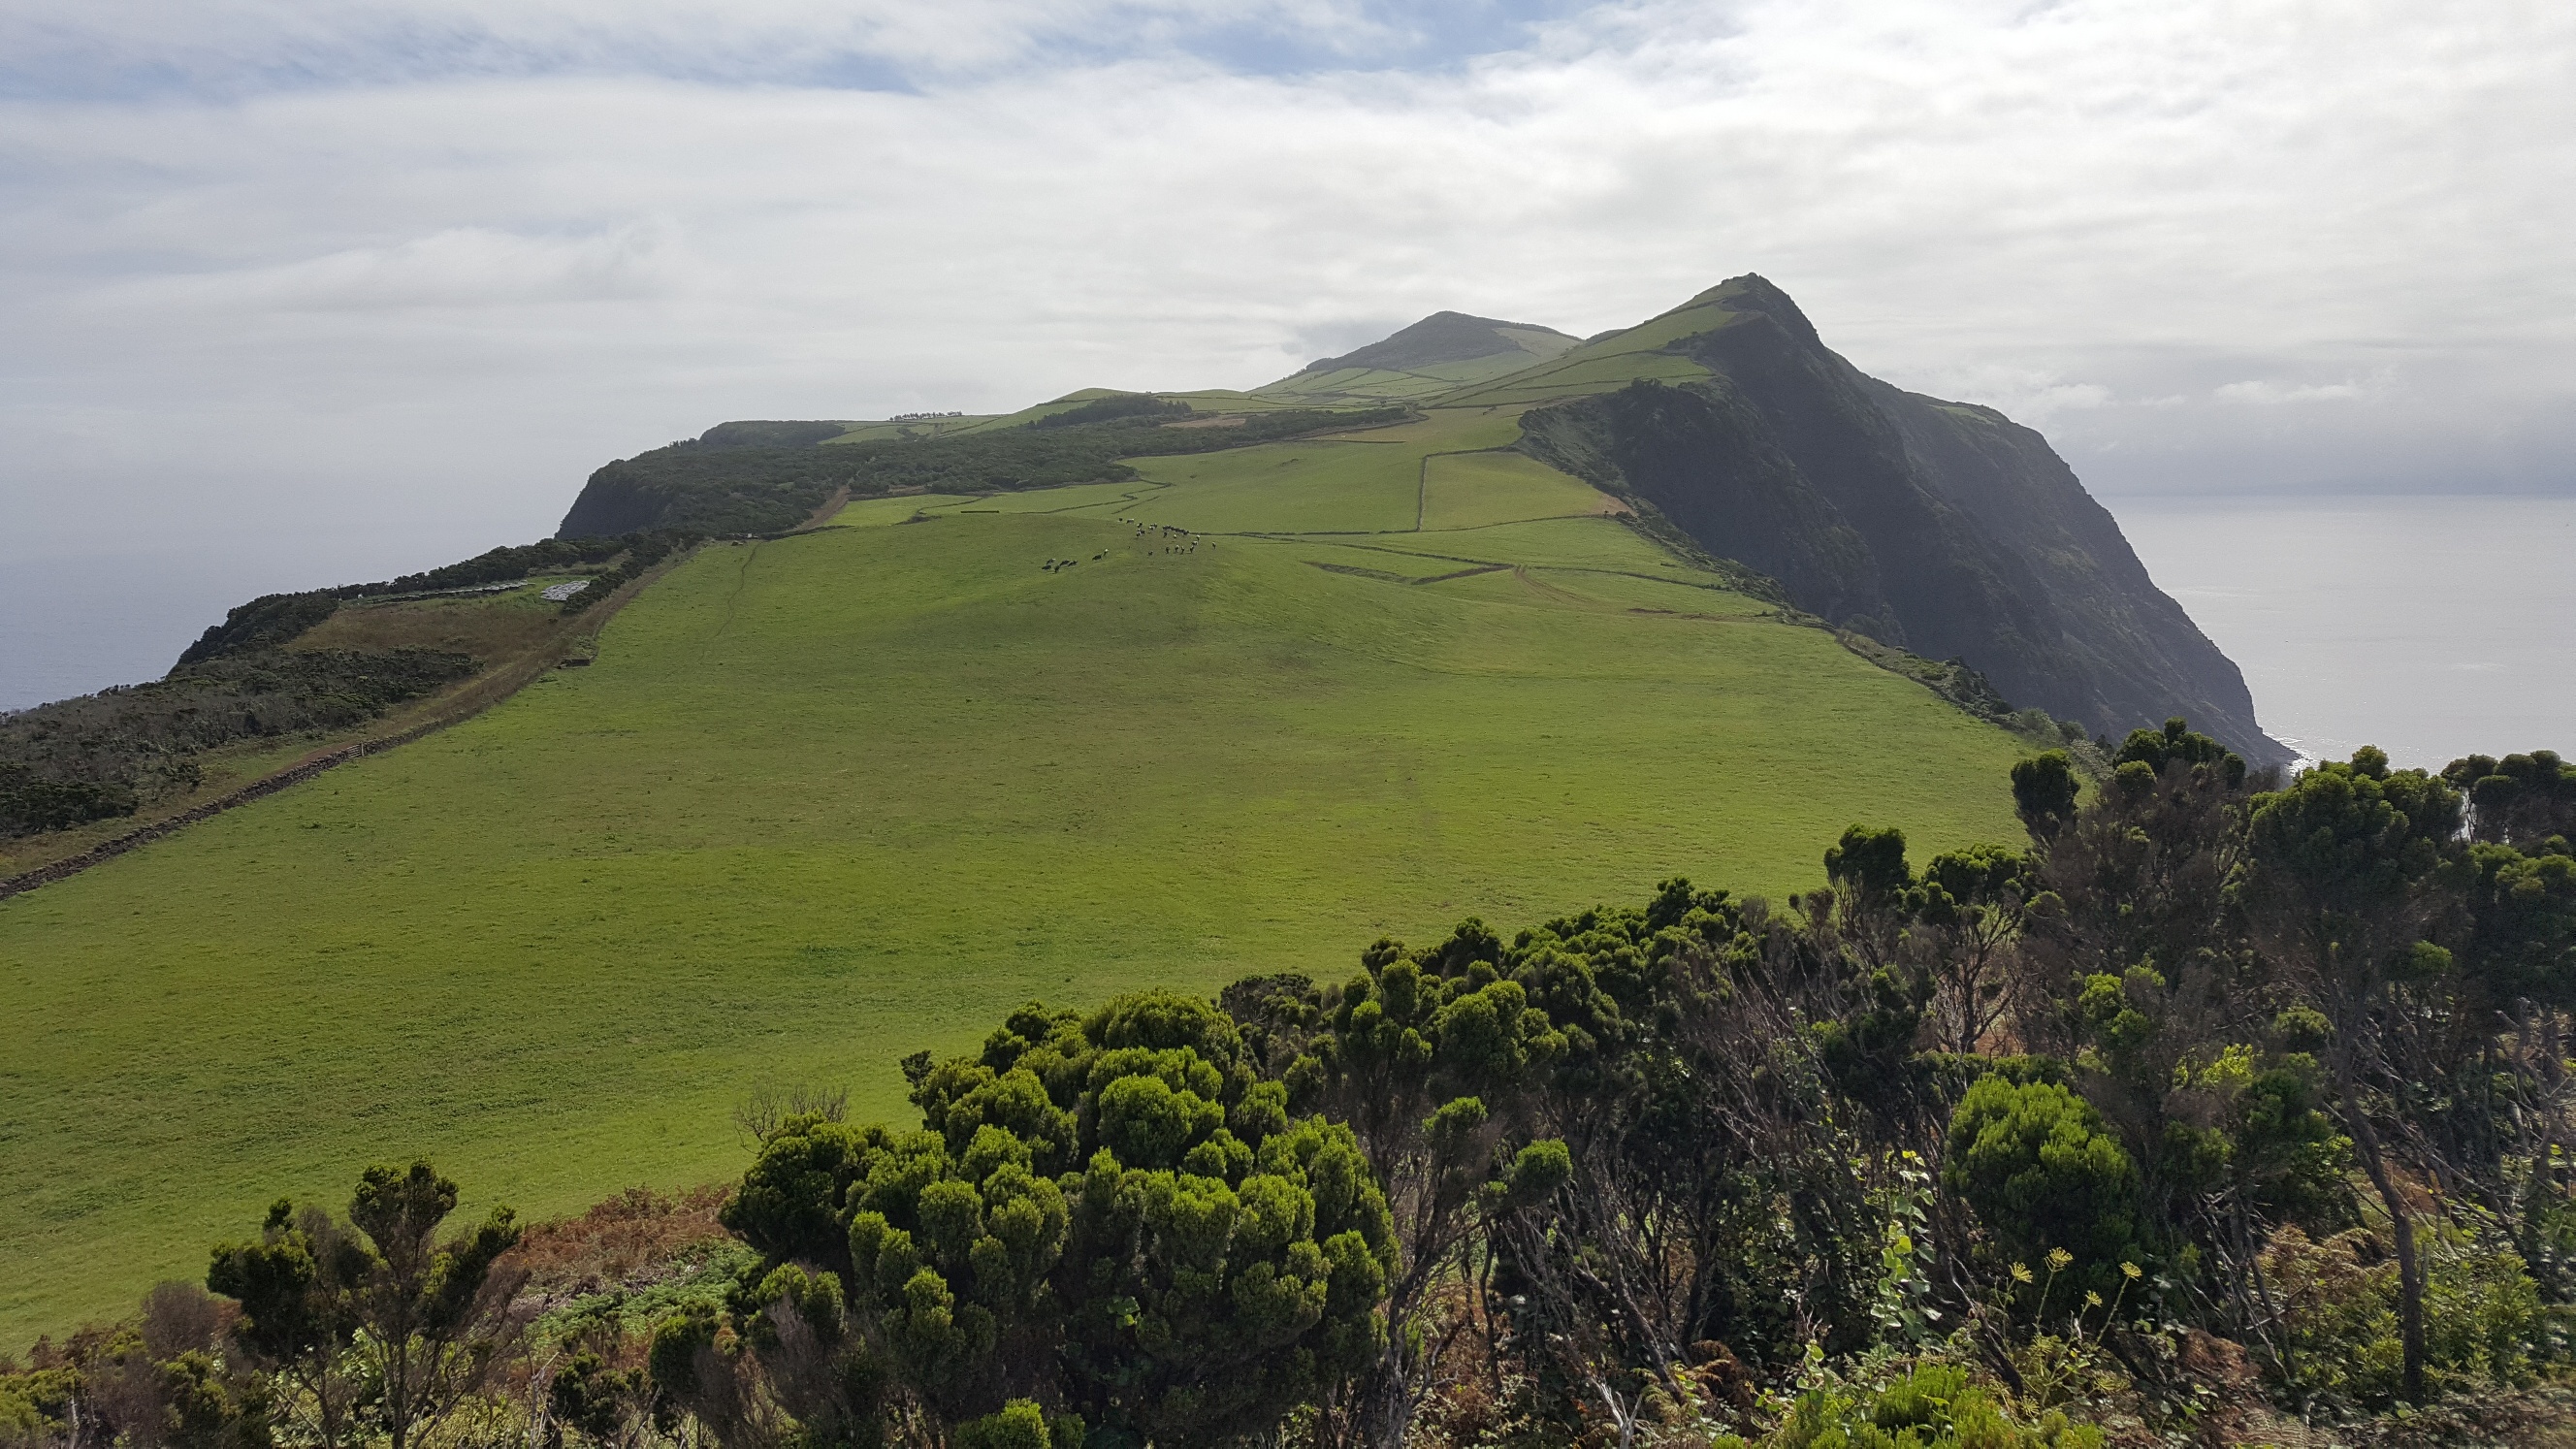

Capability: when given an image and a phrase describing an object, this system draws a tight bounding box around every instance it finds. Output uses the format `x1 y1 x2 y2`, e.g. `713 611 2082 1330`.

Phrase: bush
0 649 475 839
0 766 138 834
708 992 1398 1449
952 1400 1071 1449
1027 395 1192 429
1945 1076 2149 1313
2260 1219 2552 1408
562 406 1406 537
1719 1361 2102 1449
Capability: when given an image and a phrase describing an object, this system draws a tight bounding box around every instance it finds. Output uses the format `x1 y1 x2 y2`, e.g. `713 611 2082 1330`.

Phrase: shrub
1718 1361 2103 1449
1944 1076 2148 1314
2260 1219 2551 1408
709 992 1398 1449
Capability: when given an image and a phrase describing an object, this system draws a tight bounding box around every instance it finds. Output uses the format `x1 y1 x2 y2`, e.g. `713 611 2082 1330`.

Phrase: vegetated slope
558 405 1399 537
1479 275 2286 763
1256 311 1583 403
0 425 2030 1345
0 535 690 848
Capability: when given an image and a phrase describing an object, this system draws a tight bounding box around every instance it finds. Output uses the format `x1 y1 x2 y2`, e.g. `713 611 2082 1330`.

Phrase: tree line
8 726 2574 1446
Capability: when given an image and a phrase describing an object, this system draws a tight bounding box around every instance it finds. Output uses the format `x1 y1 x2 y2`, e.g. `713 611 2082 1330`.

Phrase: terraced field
0 403 2033 1345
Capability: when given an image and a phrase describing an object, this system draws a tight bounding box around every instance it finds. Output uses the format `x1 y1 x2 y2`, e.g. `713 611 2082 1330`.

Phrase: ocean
2109 493 2576 771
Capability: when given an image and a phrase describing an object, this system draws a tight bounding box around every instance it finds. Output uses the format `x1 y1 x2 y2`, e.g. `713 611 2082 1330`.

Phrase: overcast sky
4 0 2572 707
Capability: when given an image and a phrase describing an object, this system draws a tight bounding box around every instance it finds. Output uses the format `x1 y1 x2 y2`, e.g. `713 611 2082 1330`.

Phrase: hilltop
1253 310 1582 402
1500 275 2284 763
554 276 2282 761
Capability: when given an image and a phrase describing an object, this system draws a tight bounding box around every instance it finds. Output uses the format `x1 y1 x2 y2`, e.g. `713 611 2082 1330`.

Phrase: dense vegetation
556 408 1405 538
1 532 689 841
13 728 2572 1447
0 650 476 837
1027 396 1194 429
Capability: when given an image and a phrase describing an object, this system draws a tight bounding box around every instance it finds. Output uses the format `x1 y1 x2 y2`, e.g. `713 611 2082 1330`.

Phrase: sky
3 0 2573 708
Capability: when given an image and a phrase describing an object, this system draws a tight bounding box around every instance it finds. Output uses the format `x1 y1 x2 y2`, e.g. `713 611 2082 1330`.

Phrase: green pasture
824 390 1332 446
0 415 2036 1347
1434 293 1757 408
1421 449 1608 529
826 493 977 527
1086 442 1422 533
823 419 1001 443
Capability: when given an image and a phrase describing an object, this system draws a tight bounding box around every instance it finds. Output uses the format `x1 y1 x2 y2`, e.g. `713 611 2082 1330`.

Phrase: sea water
2110 493 2576 771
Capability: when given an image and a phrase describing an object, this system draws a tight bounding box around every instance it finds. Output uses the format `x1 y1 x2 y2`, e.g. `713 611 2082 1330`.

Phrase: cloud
0 0 1561 94
95 224 682 312
2211 378 2367 406
1896 364 2115 424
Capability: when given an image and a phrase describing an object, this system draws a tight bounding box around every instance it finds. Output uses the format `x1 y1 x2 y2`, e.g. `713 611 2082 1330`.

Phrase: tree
1482 883 1899 1441
2111 718 2245 790
209 1163 525 1449
2010 752 2079 844
1253 922 1566 1449
1911 844 2034 1056
206 1204 370 1449
2012 718 2264 1264
2235 749 2463 1403
708 991 1397 1448
2444 750 2576 849
345 1163 527 1449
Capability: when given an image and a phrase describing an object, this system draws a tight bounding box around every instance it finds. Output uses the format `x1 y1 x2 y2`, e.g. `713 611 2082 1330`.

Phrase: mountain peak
1297 311 1577 376
1692 274 1823 352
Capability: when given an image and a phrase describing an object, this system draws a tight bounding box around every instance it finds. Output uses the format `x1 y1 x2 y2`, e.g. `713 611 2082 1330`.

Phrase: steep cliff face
1516 275 2285 763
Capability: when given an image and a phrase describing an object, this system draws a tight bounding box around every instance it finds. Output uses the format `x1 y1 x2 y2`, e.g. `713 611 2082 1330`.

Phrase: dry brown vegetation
510 1186 733 1305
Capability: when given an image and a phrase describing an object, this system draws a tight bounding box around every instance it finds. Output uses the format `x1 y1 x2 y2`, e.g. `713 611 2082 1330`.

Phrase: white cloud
95 224 683 312
1894 364 2114 424
2212 378 2367 406
0 0 1435 88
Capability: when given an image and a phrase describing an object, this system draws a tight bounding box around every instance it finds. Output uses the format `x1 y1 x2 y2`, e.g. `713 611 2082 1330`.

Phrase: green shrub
2260 1219 2551 1407
1944 1076 2148 1314
952 1399 1058 1449
1717 1362 2102 1449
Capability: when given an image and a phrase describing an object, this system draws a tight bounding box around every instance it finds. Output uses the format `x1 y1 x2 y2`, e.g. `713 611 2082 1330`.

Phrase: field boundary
0 550 692 905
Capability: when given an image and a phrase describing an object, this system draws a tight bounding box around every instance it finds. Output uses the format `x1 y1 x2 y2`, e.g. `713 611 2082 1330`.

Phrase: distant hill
1254 311 1581 403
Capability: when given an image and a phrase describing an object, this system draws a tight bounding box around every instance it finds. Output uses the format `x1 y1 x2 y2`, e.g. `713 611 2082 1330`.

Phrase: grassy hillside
0 404 2037 1347
1257 312 1583 404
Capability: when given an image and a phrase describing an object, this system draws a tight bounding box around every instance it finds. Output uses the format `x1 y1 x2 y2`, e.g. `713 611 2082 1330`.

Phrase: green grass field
0 410 2036 1347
